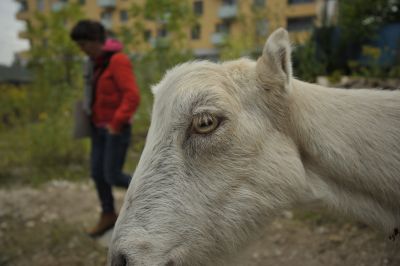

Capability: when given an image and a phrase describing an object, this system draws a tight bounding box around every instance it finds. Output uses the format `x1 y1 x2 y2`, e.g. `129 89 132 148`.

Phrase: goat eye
192 113 219 134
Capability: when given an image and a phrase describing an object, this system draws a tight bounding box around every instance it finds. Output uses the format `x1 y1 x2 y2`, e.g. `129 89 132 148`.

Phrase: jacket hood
102 38 123 52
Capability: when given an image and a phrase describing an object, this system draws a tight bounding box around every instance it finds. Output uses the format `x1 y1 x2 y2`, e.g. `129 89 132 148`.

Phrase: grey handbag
72 99 91 139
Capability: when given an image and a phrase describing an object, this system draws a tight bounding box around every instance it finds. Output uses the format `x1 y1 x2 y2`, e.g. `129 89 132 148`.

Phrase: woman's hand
106 125 118 135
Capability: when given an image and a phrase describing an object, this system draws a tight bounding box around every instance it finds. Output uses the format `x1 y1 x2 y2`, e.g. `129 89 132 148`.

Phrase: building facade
15 0 337 59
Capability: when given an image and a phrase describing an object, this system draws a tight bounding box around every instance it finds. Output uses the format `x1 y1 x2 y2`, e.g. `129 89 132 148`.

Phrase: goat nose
110 251 128 266
165 259 175 266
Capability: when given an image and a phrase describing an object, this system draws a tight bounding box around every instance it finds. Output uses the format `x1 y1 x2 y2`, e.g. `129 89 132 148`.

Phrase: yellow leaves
362 45 381 60
38 112 48 121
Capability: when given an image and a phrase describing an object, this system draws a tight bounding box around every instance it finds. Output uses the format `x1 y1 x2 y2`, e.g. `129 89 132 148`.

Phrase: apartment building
15 0 337 59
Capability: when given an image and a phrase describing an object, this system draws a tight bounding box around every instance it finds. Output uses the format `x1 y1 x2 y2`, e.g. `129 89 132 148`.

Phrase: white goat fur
109 28 400 266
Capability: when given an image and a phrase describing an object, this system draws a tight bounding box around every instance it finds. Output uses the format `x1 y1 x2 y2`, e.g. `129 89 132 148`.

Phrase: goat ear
256 28 292 90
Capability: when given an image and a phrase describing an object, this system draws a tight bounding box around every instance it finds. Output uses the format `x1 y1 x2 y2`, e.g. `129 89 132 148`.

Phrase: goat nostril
111 252 128 266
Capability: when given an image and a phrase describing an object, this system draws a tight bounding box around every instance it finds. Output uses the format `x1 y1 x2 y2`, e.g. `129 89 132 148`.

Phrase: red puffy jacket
91 52 140 132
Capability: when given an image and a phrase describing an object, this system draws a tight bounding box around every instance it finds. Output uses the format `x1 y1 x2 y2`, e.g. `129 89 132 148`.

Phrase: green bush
0 85 29 129
0 105 89 186
292 40 327 82
29 111 88 170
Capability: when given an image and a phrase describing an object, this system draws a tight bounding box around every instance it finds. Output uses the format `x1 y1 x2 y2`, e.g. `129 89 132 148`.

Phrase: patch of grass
0 126 31 186
0 120 148 187
292 204 367 231
0 122 90 187
0 215 107 266
293 205 349 226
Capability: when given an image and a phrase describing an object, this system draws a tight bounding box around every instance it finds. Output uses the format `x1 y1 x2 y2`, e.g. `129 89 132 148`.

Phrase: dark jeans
90 124 132 213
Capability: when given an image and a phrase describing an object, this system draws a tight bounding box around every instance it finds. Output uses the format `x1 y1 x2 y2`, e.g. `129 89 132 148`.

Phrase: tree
118 0 196 87
293 0 400 79
338 0 400 45
27 3 84 115
17 4 89 180
335 0 400 74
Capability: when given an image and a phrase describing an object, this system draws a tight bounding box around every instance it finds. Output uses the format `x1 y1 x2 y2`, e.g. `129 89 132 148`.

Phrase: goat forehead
153 63 237 115
156 62 226 96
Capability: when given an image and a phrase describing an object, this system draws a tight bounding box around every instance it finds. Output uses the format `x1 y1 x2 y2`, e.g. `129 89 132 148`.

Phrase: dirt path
0 181 399 266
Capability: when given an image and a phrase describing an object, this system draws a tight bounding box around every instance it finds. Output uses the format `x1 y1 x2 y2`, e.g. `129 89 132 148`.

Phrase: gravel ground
0 180 399 266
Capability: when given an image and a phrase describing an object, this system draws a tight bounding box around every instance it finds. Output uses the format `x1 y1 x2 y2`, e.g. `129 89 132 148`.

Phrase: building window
253 0 265 7
143 30 152 41
193 1 203 15
288 0 314 4
222 0 236 5
287 16 314 31
101 11 112 20
37 0 45 11
191 24 201 40
20 0 29 12
120 10 128 22
101 11 113 29
157 28 168 38
216 22 230 34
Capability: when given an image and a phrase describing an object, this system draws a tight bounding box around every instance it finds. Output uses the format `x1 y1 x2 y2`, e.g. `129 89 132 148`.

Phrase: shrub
0 85 29 129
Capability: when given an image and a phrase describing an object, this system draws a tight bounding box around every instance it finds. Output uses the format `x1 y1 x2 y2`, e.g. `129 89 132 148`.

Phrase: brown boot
87 212 118 238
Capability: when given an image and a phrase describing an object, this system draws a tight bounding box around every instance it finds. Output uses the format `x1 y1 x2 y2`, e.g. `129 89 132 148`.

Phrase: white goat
109 28 400 266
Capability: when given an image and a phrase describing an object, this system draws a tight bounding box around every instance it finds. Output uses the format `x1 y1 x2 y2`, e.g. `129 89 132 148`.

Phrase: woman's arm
108 53 141 132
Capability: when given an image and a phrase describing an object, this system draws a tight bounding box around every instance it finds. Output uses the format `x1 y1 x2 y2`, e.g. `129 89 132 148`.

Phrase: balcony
211 32 227 45
155 12 171 24
218 4 237 19
97 0 115 8
52 2 66 12
101 18 113 30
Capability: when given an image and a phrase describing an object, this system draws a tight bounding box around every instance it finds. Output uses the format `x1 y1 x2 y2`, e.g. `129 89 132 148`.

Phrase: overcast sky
0 0 30 66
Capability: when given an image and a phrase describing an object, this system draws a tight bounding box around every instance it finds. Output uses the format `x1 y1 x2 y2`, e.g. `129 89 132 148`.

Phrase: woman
70 20 140 237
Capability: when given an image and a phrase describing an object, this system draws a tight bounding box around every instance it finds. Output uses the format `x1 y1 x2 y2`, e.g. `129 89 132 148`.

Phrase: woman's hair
70 20 106 43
